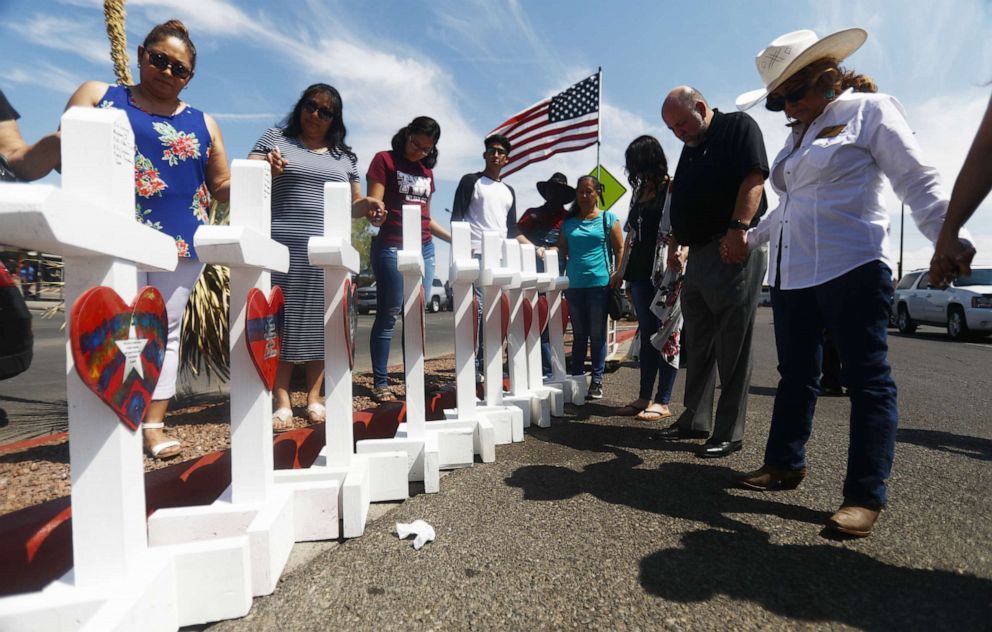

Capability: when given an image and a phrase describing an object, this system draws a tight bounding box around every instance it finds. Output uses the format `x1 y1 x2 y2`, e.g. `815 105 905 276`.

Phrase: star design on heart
115 324 149 380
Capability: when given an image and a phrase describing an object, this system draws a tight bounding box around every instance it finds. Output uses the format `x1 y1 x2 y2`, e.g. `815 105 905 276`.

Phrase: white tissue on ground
396 519 436 550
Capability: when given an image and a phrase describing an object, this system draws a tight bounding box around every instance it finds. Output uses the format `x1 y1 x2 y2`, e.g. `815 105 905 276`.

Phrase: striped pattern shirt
250 127 359 361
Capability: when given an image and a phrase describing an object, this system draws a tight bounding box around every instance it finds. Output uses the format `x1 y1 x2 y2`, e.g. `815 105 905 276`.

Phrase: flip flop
635 408 673 422
307 402 326 423
272 407 294 432
142 422 181 460
615 404 646 417
373 387 397 403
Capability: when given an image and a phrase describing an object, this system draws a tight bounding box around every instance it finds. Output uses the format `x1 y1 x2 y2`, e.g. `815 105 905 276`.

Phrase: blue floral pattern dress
99 84 213 259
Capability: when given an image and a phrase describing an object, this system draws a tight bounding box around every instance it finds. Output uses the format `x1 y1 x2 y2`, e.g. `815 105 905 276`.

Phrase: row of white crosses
0 108 257 631
0 108 587 631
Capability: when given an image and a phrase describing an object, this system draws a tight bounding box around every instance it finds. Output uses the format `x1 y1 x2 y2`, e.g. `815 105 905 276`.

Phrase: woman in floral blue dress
62 19 231 459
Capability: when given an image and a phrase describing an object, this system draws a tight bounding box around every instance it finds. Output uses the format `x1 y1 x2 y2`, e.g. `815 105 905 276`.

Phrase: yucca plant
179 200 230 381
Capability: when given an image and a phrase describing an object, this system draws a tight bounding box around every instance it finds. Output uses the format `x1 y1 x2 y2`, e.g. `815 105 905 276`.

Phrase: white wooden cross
473 231 524 442
525 245 564 416
147 159 306 602
0 108 249 630
542 250 585 403
428 221 496 462
273 182 409 539
357 205 474 490
502 240 549 427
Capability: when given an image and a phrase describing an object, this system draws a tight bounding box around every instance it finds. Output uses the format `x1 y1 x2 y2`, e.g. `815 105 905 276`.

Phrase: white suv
893 267 992 340
427 278 446 313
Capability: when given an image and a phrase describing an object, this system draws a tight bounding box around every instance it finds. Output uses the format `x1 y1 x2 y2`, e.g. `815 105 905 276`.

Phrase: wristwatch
728 219 750 231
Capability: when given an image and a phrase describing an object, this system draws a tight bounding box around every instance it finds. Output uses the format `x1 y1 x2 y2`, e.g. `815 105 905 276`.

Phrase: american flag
489 72 600 178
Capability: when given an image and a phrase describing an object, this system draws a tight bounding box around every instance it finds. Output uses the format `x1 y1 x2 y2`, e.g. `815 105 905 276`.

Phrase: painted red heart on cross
472 292 480 350
561 296 569 330
69 286 167 430
523 298 534 336
343 278 355 370
500 291 510 343
538 295 550 334
420 286 426 357
246 286 285 391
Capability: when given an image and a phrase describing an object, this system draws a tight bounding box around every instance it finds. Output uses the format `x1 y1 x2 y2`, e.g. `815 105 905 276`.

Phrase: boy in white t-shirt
451 134 517 379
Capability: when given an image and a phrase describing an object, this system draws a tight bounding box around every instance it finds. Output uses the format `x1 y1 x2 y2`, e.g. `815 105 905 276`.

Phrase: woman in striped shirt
251 84 383 429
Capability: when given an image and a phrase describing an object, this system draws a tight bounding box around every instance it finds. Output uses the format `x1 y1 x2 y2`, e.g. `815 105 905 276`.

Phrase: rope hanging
104 0 132 85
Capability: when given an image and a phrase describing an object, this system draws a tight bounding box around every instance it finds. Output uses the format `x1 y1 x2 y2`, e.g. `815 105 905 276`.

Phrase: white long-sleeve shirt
750 90 966 289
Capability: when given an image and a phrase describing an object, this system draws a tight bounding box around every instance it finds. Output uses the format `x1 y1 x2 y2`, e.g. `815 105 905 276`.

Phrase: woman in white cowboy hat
729 28 971 538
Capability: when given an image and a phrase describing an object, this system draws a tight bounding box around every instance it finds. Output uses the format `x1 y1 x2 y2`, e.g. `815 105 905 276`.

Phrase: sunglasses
485 147 508 157
302 99 335 121
765 81 811 112
407 137 433 155
144 49 192 80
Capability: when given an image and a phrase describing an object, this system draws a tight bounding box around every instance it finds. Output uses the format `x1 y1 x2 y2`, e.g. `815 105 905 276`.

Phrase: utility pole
898 202 905 279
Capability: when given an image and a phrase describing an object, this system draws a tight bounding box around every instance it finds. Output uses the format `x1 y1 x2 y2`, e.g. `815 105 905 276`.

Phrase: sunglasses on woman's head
302 100 334 121
765 82 810 112
145 49 191 79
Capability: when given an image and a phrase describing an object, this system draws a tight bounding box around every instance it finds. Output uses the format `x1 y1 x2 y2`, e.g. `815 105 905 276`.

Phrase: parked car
893 267 992 340
356 283 376 314
356 278 448 314
427 278 446 313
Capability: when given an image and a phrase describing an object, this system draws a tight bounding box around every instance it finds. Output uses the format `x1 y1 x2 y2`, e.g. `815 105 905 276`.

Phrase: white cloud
0 62 80 95
210 112 281 122
6 14 110 65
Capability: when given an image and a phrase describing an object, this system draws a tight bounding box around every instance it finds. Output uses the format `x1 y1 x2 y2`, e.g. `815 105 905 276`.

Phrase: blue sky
2 0 990 278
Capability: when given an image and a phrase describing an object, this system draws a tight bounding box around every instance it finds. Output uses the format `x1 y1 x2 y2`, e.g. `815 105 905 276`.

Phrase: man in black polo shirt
653 86 769 458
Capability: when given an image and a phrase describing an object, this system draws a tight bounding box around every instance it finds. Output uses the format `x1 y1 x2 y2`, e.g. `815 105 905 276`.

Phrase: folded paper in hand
396 519 436 550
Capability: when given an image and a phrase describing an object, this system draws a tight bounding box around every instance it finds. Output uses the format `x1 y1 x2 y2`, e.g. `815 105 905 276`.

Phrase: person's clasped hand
609 270 623 288
720 231 748 264
929 234 976 288
667 243 686 273
364 197 387 227
266 147 288 177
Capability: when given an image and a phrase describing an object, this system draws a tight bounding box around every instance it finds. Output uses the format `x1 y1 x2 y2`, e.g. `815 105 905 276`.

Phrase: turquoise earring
825 88 836 100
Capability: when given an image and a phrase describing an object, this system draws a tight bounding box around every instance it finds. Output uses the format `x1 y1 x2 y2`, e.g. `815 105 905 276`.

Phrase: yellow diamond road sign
589 165 627 211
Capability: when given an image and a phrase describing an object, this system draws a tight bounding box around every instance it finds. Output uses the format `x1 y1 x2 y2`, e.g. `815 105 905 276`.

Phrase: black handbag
602 214 623 321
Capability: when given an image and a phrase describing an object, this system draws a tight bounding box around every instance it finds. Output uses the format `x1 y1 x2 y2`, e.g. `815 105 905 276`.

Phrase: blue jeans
370 239 435 388
629 279 678 403
564 286 610 383
765 260 897 506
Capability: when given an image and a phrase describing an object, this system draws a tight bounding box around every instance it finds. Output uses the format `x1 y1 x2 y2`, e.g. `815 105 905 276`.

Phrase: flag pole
596 67 602 206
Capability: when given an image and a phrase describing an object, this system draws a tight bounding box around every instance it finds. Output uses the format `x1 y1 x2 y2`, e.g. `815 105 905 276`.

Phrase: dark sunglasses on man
302 100 334 121
143 48 192 80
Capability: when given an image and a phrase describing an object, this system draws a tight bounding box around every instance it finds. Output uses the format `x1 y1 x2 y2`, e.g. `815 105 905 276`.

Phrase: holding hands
720 230 748 264
354 197 387 227
929 232 976 288
666 236 688 273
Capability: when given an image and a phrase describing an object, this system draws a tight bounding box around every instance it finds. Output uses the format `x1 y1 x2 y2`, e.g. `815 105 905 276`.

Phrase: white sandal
306 402 326 423
272 407 294 432
142 422 181 460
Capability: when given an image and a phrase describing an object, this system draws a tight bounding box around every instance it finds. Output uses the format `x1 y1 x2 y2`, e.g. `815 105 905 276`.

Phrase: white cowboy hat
736 28 867 111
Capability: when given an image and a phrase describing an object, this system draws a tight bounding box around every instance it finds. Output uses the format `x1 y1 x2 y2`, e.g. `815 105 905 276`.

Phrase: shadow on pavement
505 445 829 533
511 423 992 628
897 428 992 462
640 528 991 629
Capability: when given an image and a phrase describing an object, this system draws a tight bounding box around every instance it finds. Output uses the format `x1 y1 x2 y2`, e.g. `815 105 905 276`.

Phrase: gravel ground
0 357 457 516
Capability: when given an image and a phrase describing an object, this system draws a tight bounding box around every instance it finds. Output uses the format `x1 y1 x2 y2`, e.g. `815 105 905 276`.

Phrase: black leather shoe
696 440 742 458
650 422 709 441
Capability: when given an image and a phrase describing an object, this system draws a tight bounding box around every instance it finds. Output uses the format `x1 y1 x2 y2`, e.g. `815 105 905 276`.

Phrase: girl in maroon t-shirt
366 116 451 401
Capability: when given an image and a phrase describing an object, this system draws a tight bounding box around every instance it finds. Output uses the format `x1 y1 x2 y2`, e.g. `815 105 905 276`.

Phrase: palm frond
179 200 231 381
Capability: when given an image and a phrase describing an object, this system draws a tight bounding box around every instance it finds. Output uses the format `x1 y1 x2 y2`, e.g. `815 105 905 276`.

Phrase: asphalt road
200 308 992 631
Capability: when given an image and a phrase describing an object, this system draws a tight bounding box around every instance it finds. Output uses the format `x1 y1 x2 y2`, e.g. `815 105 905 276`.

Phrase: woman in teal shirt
553 175 624 399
